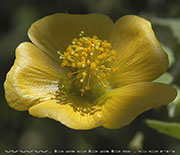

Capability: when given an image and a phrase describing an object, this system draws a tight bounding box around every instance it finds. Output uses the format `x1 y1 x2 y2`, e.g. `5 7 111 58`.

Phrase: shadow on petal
29 94 103 130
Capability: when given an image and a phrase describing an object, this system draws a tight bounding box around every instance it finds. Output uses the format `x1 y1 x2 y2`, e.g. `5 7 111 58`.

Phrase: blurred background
0 0 180 154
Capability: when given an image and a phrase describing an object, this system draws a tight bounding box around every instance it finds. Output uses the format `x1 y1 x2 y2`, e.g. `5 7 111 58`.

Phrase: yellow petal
4 42 66 111
109 15 168 87
28 13 113 62
29 96 103 130
97 82 177 129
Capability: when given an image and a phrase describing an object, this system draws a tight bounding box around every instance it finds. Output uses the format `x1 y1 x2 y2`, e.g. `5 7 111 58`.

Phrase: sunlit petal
109 15 168 87
29 96 103 130
4 42 67 111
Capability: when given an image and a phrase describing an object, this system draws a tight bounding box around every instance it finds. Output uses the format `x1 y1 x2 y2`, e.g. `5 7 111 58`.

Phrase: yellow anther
93 35 98 39
99 47 104 52
80 89 85 96
83 48 88 52
67 55 72 61
73 38 78 42
80 31 84 34
111 50 117 55
82 72 87 77
79 38 84 43
77 62 82 68
99 65 105 69
77 42 82 46
59 56 64 59
80 88 85 92
97 75 101 80
86 40 91 46
71 51 75 55
80 79 84 83
87 47 93 53
104 43 112 49
90 52 94 56
102 73 107 78
97 55 103 60
87 60 90 65
61 60 69 67
76 74 82 79
71 63 76 68
82 52 88 57
90 62 96 69
105 68 111 71
64 52 69 57
58 31 117 96
85 86 91 90
79 31 84 37
81 56 86 61
103 85 108 88
82 64 86 68
74 53 79 57
111 67 118 72
82 37 88 41
95 46 99 50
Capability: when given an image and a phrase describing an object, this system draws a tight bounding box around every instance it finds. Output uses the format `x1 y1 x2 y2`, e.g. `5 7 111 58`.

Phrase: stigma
58 31 117 96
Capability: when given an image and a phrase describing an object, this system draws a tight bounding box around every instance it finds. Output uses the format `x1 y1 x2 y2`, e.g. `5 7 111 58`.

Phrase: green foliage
168 87 180 118
146 119 180 140
151 16 180 121
154 73 173 84
151 17 180 44
162 44 175 67
147 16 180 146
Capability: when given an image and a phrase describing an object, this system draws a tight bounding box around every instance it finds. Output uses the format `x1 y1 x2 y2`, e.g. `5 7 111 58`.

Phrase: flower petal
97 82 177 129
29 96 103 130
28 13 113 62
109 15 168 87
4 42 66 111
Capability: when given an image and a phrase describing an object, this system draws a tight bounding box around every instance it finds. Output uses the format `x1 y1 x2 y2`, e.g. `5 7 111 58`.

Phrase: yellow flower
4 14 177 130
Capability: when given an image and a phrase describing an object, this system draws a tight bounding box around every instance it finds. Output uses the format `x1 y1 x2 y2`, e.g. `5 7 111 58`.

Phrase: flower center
58 31 117 96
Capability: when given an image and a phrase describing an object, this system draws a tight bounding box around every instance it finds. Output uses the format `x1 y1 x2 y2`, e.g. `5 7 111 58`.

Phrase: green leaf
146 119 180 140
168 87 180 118
153 72 173 84
162 44 175 67
151 17 180 44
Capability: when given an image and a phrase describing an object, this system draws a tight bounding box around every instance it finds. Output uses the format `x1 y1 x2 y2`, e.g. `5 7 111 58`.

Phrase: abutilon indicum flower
4 14 177 130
